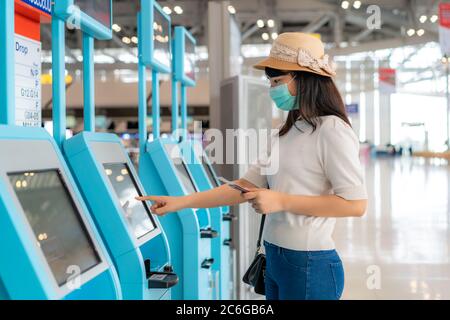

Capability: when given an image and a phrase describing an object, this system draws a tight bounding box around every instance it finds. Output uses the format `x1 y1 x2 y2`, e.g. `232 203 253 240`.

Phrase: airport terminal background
1 0 450 300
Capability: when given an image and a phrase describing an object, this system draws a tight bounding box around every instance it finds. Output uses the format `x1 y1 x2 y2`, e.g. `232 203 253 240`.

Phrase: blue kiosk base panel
156 211 214 300
178 141 234 300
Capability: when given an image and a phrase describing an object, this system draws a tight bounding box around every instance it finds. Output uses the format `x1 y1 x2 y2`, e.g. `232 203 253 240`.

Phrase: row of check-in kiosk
0 0 235 300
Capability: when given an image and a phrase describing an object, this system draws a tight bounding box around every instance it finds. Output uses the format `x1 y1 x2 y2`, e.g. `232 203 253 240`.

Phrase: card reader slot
145 260 179 289
201 258 214 269
200 227 219 239
222 213 237 222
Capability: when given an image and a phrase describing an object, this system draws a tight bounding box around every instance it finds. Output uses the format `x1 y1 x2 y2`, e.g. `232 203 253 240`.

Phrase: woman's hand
243 189 287 215
135 195 188 216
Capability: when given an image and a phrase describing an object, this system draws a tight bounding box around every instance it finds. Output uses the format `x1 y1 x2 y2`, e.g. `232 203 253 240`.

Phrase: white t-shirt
243 115 368 251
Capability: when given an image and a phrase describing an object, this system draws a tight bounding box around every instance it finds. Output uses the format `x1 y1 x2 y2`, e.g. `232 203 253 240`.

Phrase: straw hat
254 32 336 78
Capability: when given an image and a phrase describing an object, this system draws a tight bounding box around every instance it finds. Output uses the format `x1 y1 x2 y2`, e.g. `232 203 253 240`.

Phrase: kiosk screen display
202 156 219 188
75 0 112 28
184 35 196 82
174 160 197 195
9 170 101 286
104 163 157 239
153 7 171 70
164 144 197 194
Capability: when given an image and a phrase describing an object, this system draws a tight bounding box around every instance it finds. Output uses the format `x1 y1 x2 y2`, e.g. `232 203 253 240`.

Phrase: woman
137 33 368 300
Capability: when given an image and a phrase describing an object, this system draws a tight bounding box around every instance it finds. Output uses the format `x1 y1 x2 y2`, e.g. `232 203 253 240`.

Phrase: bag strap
256 215 266 250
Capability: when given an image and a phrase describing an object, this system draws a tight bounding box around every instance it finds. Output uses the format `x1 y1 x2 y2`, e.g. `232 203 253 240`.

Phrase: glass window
391 93 448 152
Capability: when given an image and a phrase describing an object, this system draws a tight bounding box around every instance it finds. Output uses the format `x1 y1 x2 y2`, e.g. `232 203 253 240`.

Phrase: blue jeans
264 241 345 300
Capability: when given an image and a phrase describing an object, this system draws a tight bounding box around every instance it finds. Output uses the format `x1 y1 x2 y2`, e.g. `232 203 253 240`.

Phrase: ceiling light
131 36 138 44
417 29 425 36
173 6 183 15
162 6 172 15
353 1 361 9
341 1 350 10
228 5 236 15
271 32 278 40
262 32 269 41
112 24 121 32
419 15 427 23
430 15 438 23
267 19 275 28
257 19 265 28
94 54 115 64
406 28 415 37
122 36 131 44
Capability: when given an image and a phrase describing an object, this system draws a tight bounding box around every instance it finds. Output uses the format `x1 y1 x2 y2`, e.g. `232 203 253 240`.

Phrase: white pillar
350 61 361 138
365 60 375 144
379 61 392 146
207 1 241 131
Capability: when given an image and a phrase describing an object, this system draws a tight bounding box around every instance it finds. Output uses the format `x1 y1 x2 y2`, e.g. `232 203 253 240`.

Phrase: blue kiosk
138 0 217 300
52 0 178 300
0 0 121 300
171 26 234 300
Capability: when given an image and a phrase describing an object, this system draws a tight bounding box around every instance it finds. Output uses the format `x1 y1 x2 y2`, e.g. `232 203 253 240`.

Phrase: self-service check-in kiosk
0 0 121 300
171 26 234 300
137 0 216 300
50 0 177 300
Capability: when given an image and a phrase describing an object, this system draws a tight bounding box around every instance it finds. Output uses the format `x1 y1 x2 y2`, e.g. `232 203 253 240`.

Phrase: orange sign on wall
15 0 51 42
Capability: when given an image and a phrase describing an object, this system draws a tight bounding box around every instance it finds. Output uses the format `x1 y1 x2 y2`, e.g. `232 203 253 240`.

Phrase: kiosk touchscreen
137 0 216 300
52 0 177 300
151 7 171 71
0 0 120 300
9 170 101 287
184 33 196 83
164 144 218 237
0 132 121 299
201 157 220 188
74 0 112 29
103 163 157 239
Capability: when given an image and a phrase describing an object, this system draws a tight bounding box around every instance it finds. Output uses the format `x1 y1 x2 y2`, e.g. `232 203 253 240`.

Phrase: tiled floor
334 156 450 300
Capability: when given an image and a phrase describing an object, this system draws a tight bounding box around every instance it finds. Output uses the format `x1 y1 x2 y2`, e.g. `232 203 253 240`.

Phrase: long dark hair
266 67 350 136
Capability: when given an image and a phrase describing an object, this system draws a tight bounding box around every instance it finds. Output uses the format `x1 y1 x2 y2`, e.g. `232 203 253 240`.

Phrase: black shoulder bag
242 215 266 295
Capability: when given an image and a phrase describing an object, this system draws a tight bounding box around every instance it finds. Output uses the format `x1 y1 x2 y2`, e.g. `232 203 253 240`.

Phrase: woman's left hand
242 189 287 215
